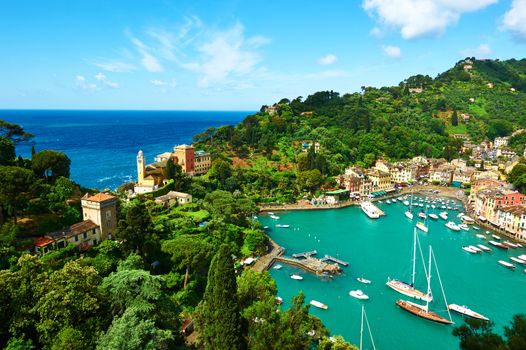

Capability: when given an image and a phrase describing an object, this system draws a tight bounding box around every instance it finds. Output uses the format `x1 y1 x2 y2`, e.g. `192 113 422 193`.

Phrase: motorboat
498 260 516 269
405 210 414 220
460 215 475 225
270 215 280 220
473 226 480 231
488 241 508 249
445 221 461 231
429 213 439 220
448 304 489 321
492 234 501 240
439 212 448 220
418 211 427 219
290 274 303 280
458 224 470 231
468 245 482 253
275 224 290 228
476 234 485 239
386 200 391 204
275 296 283 304
310 300 328 309
510 257 526 265
419 203 424 207
357 277 372 284
392 198 398 202
273 264 283 270
361 201 381 219
477 244 492 252
462 246 478 254
403 200 410 206
416 221 429 233
503 241 519 249
518 254 526 260
349 290 370 300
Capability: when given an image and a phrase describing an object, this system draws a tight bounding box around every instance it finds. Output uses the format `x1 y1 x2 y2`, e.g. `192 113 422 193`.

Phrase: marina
263 195 526 350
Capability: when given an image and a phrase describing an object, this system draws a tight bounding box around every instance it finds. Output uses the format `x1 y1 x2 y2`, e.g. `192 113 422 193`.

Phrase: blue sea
1 110 249 189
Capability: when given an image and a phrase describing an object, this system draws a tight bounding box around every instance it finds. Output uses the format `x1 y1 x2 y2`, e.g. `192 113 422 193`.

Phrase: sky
0 0 525 110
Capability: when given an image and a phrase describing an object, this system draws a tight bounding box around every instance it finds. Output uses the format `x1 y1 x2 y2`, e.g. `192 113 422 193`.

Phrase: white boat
492 234 501 240
275 224 290 228
458 224 470 231
477 244 492 252
462 246 478 254
468 245 482 253
416 221 429 233
498 260 516 269
518 254 526 260
446 221 461 231
310 300 328 309
357 277 372 284
403 200 410 206
429 213 439 220
448 304 489 321
270 215 280 220
418 212 427 219
488 241 508 249
349 290 369 300
392 198 398 202
267 212 274 215
473 226 480 231
461 215 475 225
439 212 448 220
405 211 414 220
386 229 433 303
386 200 391 204
275 296 283 304
476 234 485 239
273 264 283 270
290 274 303 280
419 203 424 207
510 257 526 265
431 205 436 209
503 241 518 249
361 201 380 219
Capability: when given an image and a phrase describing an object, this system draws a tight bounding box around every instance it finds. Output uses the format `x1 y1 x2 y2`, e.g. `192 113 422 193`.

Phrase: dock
272 256 342 276
292 250 318 259
320 255 349 267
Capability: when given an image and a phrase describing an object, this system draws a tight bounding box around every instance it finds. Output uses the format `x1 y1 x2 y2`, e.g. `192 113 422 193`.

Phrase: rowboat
310 300 328 310
448 304 489 321
498 260 516 269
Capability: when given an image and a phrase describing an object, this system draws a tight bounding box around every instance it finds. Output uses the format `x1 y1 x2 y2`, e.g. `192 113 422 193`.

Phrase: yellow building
81 192 118 241
194 150 212 175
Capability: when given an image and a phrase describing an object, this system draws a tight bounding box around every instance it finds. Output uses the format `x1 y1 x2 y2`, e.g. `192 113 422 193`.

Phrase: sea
1 110 249 189
259 199 526 350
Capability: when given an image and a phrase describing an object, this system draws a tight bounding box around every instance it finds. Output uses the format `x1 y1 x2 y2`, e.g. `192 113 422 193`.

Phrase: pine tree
202 244 244 350
451 110 459 126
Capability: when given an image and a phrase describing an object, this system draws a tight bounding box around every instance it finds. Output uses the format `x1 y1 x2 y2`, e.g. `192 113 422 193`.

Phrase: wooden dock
292 250 318 259
320 255 349 267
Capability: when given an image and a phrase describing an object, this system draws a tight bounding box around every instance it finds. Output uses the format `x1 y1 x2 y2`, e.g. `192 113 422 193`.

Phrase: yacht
448 304 489 321
468 245 482 253
273 264 283 270
349 290 370 300
445 221 461 231
460 215 475 225
403 200 410 206
416 221 429 233
503 241 519 249
361 201 380 219
429 213 439 220
310 300 328 310
476 234 485 239
439 212 448 220
418 211 427 219
518 254 526 260
386 200 391 204
489 241 508 250
458 223 470 231
270 215 280 220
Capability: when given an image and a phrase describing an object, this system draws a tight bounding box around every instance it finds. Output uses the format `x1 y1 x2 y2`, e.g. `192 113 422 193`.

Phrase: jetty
292 250 318 259
320 255 349 267
273 256 342 276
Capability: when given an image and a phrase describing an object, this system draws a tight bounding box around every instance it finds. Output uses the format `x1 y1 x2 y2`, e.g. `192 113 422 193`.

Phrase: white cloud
363 0 498 39
370 27 384 38
382 45 402 58
501 0 526 40
130 36 164 72
460 44 492 58
92 61 136 72
317 54 338 65
150 79 177 87
93 72 120 89
75 75 97 90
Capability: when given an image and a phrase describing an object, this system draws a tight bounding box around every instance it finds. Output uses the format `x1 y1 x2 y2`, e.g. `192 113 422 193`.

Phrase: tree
505 314 526 350
318 336 358 350
209 159 233 188
453 318 505 350
4 337 34 350
0 137 15 165
0 166 37 224
50 327 89 350
297 169 323 191
117 201 155 259
0 120 33 143
451 110 459 126
32 150 71 183
236 270 276 310
200 244 244 349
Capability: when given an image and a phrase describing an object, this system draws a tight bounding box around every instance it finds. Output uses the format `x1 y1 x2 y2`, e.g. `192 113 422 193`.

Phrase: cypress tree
202 244 244 350
451 110 459 126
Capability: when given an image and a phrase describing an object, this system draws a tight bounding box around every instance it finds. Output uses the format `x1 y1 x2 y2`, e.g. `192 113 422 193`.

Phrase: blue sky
1 0 525 110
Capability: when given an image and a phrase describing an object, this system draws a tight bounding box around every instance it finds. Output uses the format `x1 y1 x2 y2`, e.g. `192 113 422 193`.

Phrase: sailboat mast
411 228 417 287
432 246 454 323
426 246 432 309
364 307 377 350
360 305 364 350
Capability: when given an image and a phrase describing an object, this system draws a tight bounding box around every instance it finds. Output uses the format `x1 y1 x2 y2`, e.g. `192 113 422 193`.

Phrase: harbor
261 195 526 350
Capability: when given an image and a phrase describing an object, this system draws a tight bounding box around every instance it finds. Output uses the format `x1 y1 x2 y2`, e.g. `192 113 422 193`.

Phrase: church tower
137 150 145 185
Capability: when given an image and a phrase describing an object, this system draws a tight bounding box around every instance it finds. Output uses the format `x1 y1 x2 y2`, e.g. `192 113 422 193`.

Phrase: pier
320 255 349 267
292 250 318 259
272 256 342 276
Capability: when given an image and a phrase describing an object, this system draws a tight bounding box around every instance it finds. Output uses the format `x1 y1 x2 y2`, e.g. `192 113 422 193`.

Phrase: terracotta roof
34 236 55 248
85 193 116 202
70 220 99 235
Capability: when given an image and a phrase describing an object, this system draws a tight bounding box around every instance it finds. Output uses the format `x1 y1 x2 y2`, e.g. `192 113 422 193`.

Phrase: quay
320 255 349 267
292 250 318 258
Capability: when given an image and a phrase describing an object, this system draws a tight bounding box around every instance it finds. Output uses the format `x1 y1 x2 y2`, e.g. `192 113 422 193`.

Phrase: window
106 211 112 219
83 232 88 239
75 235 79 242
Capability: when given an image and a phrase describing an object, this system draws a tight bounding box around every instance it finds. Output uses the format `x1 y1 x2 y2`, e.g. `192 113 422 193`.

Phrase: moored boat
349 290 369 300
445 221 461 231
460 215 475 224
270 215 280 220
468 245 482 253
518 254 526 260
448 304 489 321
492 234 501 240
361 201 381 219
462 246 478 254
357 277 372 284
275 224 290 228
439 212 448 220
310 300 328 310
473 226 480 231
498 260 516 269
290 274 303 280
510 257 526 265
416 221 428 233
477 244 492 252
273 264 283 270
488 240 508 249
418 211 427 219
503 241 518 249
458 224 470 231
476 234 486 239
429 213 439 220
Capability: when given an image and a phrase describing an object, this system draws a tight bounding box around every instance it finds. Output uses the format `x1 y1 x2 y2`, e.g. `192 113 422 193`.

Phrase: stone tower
81 193 118 241
137 150 145 185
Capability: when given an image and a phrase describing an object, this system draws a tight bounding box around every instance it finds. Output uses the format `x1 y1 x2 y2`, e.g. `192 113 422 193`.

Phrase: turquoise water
260 197 526 350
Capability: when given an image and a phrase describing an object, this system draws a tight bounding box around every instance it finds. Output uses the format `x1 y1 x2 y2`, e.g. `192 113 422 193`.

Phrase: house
390 163 416 184
194 150 212 175
35 220 101 255
300 141 320 154
367 169 394 193
374 159 392 174
80 192 118 241
496 147 516 159
494 137 509 148
154 191 193 206
452 168 475 186
429 164 455 184
494 206 526 242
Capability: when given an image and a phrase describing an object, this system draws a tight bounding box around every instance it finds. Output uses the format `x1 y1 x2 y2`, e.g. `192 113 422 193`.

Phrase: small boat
416 221 429 233
267 212 275 215
476 234 485 239
273 264 283 270
405 211 414 220
510 257 526 265
448 304 489 321
518 254 526 260
477 244 491 252
275 296 283 304
403 200 410 206
446 221 461 231
310 300 328 310
461 215 475 224
392 198 398 202
503 241 518 249
270 215 280 220
419 203 424 207
431 205 436 209
473 226 480 231
275 224 290 228
517 243 523 248
429 213 439 220
349 290 370 300
418 212 427 219
290 274 303 280
357 277 372 284
492 234 501 240
458 224 470 231
386 200 391 204
439 212 448 220
498 260 516 269
263 226 269 229
378 200 383 203
462 246 478 254
468 245 482 253
488 241 508 249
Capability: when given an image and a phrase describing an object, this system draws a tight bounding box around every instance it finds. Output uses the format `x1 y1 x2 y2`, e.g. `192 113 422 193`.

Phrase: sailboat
405 192 414 220
359 305 377 350
386 229 433 302
396 246 454 325
416 207 429 233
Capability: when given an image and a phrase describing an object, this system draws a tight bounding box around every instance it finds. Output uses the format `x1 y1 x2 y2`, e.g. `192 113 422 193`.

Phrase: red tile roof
34 236 55 248
85 193 116 202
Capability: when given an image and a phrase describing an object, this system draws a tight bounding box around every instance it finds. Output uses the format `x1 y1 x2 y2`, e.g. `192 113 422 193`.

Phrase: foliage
318 336 358 350
0 137 16 165
117 200 156 260
0 120 33 143
32 150 71 183
507 163 526 193
0 165 37 223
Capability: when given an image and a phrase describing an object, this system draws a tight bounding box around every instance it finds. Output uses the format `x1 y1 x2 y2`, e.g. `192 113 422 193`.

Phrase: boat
263 226 269 229
361 201 381 219
403 200 410 206
273 264 283 270
349 290 370 300
386 200 391 204
518 254 526 260
405 192 414 219
462 246 478 254
290 274 303 280
503 241 519 249
468 245 482 253
488 240 508 250
275 296 283 304
270 215 280 220
386 229 433 302
395 246 454 325
416 221 429 233
418 211 427 219
492 234 501 240
429 213 439 220
267 212 274 215
476 234 486 239
419 203 424 207
439 212 448 220
310 300 328 310
445 221 461 231
458 224 470 231
498 260 516 269
510 257 526 265
477 244 492 252
460 215 475 225
358 305 377 350
473 226 480 231
392 198 398 202
448 304 489 321
357 277 372 284
275 224 290 228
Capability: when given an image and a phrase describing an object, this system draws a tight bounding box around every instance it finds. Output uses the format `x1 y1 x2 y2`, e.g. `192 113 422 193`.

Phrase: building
390 164 416 184
374 159 392 174
494 206 526 242
429 164 455 184
301 141 320 154
135 150 166 194
35 220 101 254
154 191 193 207
367 169 393 192
81 192 118 241
494 137 509 148
174 144 195 174
194 150 212 175
452 168 475 186
496 147 516 159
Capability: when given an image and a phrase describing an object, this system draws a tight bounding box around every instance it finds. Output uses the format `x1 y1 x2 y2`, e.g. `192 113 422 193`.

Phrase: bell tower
137 150 145 185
